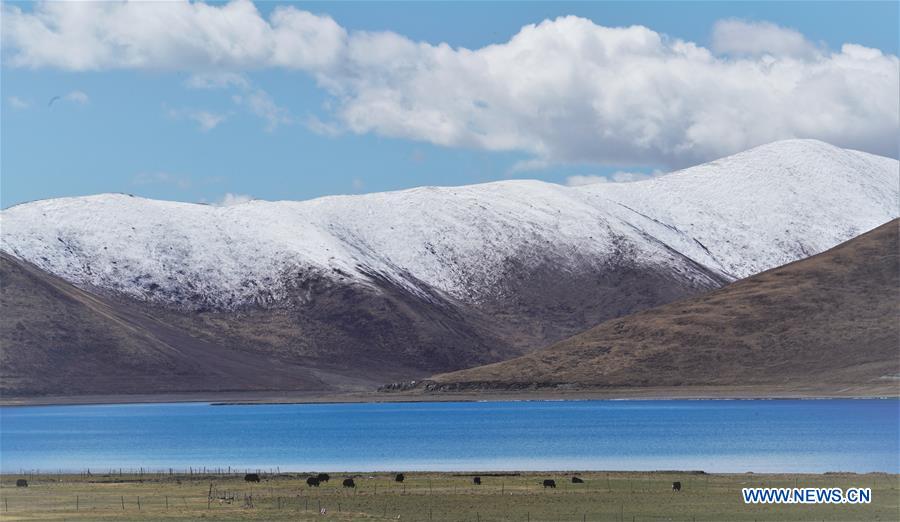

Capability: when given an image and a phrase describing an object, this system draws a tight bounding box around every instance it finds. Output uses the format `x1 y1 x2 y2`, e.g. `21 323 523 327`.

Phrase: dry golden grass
1 471 897 521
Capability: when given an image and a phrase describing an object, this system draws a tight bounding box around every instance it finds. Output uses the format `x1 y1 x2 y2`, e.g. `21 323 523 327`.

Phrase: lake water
1 399 897 474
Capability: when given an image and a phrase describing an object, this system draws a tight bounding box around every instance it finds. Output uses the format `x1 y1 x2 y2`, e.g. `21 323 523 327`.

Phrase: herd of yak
241 473 682 491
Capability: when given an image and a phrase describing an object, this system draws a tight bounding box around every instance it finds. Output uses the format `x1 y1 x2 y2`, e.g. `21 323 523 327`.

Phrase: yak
672 481 682 492
317 473 330 483
542 479 556 488
473 476 481 485
15 479 28 487
394 473 405 483
244 473 260 483
571 476 584 484
342 478 356 488
307 476 320 487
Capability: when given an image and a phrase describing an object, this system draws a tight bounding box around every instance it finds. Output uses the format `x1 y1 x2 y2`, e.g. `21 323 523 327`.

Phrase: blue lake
1 399 897 474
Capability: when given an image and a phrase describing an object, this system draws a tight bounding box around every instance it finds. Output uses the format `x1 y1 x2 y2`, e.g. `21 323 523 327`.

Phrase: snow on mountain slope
583 139 899 279
1 140 897 311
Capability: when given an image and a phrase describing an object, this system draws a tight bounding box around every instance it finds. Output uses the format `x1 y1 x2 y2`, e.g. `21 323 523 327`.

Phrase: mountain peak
1 141 897 311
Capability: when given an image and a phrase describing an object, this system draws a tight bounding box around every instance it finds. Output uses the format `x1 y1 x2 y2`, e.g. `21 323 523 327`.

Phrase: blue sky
2 1 898 208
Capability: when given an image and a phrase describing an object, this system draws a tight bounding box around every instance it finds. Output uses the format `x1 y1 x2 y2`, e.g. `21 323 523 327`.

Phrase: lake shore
1 470 897 521
2 383 897 407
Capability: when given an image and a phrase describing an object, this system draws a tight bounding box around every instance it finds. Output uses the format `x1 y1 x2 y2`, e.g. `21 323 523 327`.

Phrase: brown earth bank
418 219 900 394
3 383 898 407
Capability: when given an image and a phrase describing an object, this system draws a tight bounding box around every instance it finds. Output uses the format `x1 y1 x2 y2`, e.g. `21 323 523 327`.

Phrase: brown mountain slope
429 220 900 392
2 251 534 396
0 249 716 398
0 252 336 396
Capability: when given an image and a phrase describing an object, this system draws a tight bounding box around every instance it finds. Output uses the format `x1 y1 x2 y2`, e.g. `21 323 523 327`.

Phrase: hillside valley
426 219 900 394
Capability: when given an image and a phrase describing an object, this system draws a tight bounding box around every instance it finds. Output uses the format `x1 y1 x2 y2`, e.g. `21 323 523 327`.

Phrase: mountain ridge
1 139 897 397
4 140 895 311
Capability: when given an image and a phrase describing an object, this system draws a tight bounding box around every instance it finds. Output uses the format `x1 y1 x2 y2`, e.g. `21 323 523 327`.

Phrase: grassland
0 471 896 521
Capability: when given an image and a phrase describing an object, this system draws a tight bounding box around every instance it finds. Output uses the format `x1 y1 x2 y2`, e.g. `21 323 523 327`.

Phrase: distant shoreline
2 384 897 407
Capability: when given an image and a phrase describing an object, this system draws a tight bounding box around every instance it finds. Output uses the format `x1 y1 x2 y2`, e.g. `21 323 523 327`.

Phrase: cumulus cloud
712 19 821 59
566 170 666 186
3 2 898 167
215 193 254 206
0 0 345 71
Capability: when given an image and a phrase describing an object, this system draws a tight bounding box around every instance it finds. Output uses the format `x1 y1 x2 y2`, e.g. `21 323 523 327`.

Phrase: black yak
244 473 260 483
342 478 356 488
572 476 584 484
317 473 330 483
672 481 682 492
473 476 481 485
307 476 320 487
542 479 556 488
395 473 405 482
15 479 27 487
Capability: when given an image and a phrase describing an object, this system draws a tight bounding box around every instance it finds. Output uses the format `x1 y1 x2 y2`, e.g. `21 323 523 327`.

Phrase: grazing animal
343 478 356 488
672 481 682 492
395 473 405 483
473 476 481 485
317 473 330 483
542 479 556 488
244 473 260 483
15 479 28 487
306 476 320 487
572 476 584 484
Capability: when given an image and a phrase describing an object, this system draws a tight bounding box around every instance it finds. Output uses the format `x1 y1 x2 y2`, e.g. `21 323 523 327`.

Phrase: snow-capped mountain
2 140 896 310
1 139 897 396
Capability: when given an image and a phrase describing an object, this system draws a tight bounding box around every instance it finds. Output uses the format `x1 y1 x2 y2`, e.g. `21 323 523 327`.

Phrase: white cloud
7 96 30 109
3 3 897 167
215 193 253 206
565 169 665 186
305 115 341 136
509 158 551 173
711 19 821 59
64 90 89 104
188 72 291 131
232 89 291 131
322 17 898 167
190 111 226 131
166 107 227 131
0 0 345 71
185 72 249 90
